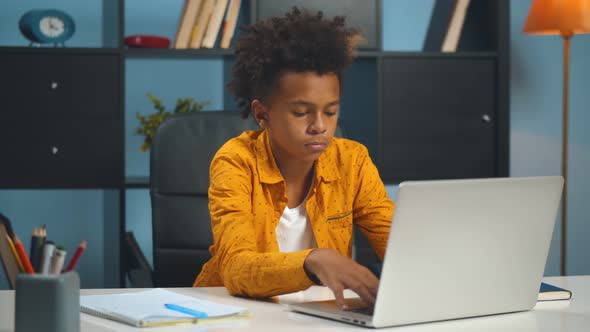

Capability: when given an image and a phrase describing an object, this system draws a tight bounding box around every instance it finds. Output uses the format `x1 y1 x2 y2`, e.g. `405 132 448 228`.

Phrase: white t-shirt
275 200 317 252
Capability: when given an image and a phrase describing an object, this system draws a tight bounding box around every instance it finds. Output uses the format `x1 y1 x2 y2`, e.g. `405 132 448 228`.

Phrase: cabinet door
0 52 122 188
380 57 496 182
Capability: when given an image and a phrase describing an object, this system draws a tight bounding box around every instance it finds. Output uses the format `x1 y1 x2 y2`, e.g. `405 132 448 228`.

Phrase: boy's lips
305 142 328 151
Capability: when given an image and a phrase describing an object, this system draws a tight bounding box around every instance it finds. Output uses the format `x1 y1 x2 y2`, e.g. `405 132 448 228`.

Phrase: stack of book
174 0 242 49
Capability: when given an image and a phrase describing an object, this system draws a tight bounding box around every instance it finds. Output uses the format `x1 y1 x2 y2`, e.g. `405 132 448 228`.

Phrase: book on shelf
220 0 241 49
423 0 456 52
174 0 204 49
201 0 229 48
190 0 216 48
538 282 572 302
441 0 470 52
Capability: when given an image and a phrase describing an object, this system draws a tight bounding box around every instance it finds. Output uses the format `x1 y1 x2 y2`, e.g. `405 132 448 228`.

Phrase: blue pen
164 303 208 319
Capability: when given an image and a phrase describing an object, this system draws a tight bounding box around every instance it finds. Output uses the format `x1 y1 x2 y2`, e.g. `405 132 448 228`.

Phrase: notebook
0 222 19 289
80 288 249 327
539 282 572 301
289 176 564 328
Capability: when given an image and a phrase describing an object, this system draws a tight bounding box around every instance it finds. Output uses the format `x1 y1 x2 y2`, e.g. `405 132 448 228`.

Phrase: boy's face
253 71 340 164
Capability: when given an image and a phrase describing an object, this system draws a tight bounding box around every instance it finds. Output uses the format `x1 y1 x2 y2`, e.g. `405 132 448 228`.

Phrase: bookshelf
0 0 509 287
125 48 234 57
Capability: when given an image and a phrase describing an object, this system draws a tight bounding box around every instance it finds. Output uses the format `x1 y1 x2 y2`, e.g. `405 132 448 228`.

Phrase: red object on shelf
124 35 170 48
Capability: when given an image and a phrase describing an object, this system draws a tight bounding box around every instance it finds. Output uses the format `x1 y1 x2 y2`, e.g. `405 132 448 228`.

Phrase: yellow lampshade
523 0 590 36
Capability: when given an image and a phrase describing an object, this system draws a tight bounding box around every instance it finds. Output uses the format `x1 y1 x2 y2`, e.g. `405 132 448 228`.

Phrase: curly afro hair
228 7 361 118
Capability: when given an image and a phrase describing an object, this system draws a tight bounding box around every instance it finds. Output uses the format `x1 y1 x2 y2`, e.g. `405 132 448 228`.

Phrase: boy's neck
272 148 313 180
278 159 316 208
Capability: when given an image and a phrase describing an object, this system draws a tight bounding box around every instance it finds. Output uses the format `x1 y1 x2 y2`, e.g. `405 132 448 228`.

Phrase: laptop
288 176 563 328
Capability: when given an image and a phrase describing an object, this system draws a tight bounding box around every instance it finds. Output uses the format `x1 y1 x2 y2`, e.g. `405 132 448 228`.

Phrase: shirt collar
255 129 284 184
255 129 340 184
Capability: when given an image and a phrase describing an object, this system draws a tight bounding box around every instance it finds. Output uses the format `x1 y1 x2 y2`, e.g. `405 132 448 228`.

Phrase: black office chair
149 111 258 287
149 111 376 286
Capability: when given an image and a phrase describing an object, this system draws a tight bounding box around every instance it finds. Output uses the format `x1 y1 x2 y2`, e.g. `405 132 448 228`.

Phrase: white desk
1 276 589 331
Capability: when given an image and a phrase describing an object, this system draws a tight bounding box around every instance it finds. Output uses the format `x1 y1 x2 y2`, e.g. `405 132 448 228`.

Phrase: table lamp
523 0 590 275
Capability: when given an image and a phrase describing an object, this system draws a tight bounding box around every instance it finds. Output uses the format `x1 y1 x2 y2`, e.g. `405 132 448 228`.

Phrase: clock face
39 16 65 38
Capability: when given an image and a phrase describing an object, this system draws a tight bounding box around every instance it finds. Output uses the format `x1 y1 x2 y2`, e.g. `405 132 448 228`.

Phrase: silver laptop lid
373 176 563 327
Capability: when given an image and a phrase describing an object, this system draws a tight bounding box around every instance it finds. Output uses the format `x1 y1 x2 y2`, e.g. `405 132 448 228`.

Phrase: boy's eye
292 111 306 117
325 111 337 117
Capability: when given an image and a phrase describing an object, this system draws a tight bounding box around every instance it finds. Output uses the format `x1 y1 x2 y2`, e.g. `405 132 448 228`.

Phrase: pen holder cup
15 271 80 332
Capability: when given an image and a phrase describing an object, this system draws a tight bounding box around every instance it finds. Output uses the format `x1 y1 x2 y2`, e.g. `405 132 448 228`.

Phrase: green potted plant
135 93 209 152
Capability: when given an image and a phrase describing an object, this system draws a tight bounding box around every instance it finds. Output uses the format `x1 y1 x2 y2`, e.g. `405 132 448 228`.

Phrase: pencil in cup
29 228 39 272
36 225 46 272
5 234 25 272
49 246 67 274
65 240 87 272
40 241 56 274
14 234 35 274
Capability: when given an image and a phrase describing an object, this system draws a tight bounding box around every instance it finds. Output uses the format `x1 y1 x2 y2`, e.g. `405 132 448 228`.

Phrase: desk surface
1 276 589 331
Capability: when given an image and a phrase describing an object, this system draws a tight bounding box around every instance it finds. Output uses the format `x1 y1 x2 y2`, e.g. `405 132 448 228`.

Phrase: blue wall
510 0 590 276
381 0 434 51
2 0 589 289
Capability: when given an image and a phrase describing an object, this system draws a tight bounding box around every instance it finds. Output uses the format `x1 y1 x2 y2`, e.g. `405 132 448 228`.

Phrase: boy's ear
251 99 268 128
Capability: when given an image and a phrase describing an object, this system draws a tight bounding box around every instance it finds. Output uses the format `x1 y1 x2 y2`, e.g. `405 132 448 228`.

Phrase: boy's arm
352 148 395 260
209 153 315 298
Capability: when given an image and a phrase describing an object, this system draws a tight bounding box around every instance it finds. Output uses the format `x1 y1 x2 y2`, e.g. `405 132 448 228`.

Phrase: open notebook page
81 288 248 327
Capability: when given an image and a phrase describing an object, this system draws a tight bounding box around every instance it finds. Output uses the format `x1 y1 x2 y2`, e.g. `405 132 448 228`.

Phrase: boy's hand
304 248 379 309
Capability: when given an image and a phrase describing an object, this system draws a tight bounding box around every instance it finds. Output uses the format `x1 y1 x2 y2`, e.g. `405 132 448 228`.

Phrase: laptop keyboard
343 299 374 316
350 306 374 315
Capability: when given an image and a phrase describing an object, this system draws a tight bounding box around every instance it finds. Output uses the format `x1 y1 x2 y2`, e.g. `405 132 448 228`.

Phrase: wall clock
19 9 76 47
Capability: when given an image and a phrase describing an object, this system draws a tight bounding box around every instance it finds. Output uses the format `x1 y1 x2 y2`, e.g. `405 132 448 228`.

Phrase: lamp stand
560 34 571 276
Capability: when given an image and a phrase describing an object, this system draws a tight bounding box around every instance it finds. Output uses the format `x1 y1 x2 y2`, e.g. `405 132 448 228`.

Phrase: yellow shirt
194 129 394 298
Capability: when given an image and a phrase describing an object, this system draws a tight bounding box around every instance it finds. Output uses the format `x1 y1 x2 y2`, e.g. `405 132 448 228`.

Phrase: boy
194 7 393 309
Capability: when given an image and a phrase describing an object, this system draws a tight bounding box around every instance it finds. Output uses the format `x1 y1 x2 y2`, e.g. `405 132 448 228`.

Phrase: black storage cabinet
0 51 123 188
379 56 498 182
